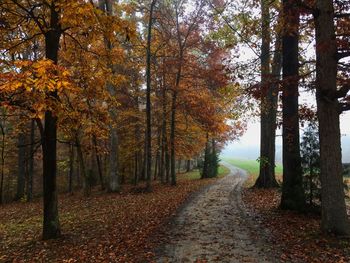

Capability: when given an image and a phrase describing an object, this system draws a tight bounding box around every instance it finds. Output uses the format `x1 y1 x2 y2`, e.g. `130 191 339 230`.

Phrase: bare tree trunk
280 0 305 211
42 6 62 238
201 133 210 179
16 133 26 200
186 160 191 173
145 0 157 191
177 159 181 174
165 144 170 184
141 133 147 181
170 89 178 186
160 64 167 184
134 108 141 185
134 152 139 185
0 123 5 204
256 0 280 188
93 135 104 190
75 136 90 196
314 0 350 235
170 51 183 186
68 143 74 193
26 120 35 201
98 0 120 193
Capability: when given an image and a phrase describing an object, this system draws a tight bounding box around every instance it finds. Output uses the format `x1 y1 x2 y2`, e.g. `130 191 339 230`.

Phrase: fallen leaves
0 175 217 262
243 188 350 263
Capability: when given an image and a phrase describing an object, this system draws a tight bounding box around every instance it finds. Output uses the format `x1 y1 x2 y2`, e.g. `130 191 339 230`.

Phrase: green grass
221 157 283 187
180 165 230 181
218 165 230 177
221 157 283 177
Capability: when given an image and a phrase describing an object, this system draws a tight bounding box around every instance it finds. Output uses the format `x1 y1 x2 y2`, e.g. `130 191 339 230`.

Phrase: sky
222 112 350 162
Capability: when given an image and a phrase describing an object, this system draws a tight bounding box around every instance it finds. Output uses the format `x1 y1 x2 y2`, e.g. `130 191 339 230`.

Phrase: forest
0 0 350 262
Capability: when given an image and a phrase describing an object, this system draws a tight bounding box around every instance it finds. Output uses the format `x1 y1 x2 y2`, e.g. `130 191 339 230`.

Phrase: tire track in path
156 162 271 263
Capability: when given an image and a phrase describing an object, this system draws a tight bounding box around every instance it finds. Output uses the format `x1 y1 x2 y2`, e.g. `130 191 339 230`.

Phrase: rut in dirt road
156 162 271 263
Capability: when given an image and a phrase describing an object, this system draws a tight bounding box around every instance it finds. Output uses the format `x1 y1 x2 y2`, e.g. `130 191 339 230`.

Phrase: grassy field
180 165 231 181
221 157 283 185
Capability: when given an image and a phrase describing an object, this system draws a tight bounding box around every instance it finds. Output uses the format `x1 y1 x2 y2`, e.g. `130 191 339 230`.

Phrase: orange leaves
0 59 76 119
59 0 96 29
0 175 217 262
4 59 74 93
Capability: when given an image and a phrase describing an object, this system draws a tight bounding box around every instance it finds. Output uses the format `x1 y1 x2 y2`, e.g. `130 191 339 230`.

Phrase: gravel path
156 162 271 263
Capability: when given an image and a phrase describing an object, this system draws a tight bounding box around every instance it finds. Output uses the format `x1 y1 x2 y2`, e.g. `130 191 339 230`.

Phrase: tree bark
165 141 170 184
134 151 139 185
160 62 167 184
98 0 121 193
42 5 61 239
314 0 350 235
170 89 178 186
202 133 210 179
26 120 35 201
145 0 157 191
68 143 74 193
170 47 184 186
16 133 26 200
75 136 90 196
255 0 280 188
0 123 5 204
186 160 191 173
93 135 104 190
280 0 305 211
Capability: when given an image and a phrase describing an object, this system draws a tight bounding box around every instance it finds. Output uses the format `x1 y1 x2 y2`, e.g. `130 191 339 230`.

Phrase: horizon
222 112 350 163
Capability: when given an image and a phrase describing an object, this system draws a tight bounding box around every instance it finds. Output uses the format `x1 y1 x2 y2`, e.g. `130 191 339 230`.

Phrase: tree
255 0 281 188
145 0 157 192
15 132 26 200
97 0 121 193
280 0 306 211
169 0 206 186
314 0 350 235
300 123 320 207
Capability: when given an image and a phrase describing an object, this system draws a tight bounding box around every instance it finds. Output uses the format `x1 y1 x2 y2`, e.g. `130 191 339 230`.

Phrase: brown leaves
243 188 350 263
0 176 216 262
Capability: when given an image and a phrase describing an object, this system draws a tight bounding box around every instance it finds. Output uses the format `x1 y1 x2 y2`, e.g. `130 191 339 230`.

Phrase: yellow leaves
59 0 96 29
0 59 78 119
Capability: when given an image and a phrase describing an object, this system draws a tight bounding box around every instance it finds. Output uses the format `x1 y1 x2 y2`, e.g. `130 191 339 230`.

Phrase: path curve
156 162 271 263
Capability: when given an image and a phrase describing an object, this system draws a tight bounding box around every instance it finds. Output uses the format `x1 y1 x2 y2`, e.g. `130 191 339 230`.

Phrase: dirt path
156 162 271 263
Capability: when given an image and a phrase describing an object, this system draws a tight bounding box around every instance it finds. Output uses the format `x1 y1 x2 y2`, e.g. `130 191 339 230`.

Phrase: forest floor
243 188 350 263
0 168 229 263
2 164 350 263
155 162 272 262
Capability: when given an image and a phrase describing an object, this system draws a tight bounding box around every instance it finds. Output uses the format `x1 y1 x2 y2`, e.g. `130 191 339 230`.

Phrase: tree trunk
202 133 210 179
255 1 280 188
68 143 74 193
16 133 26 200
170 89 177 186
177 159 181 174
280 0 305 211
98 0 120 193
0 123 5 204
93 135 104 190
26 120 35 201
155 127 161 181
134 151 139 185
186 160 191 173
108 127 120 192
165 142 170 184
170 48 184 186
314 0 350 235
145 0 157 191
160 64 167 184
75 136 90 196
42 7 61 238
